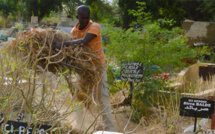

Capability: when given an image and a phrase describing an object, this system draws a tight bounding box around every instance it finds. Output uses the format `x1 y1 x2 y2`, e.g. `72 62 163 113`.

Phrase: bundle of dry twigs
9 29 103 103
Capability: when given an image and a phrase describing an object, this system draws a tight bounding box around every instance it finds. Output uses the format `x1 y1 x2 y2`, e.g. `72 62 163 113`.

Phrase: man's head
76 5 90 29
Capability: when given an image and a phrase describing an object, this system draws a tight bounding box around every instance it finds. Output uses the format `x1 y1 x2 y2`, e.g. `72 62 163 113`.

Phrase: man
53 5 115 131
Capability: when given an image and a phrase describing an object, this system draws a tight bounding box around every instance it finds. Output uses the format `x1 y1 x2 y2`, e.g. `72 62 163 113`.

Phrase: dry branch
8 29 103 103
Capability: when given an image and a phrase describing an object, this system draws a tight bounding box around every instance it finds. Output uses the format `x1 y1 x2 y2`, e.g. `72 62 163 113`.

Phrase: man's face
76 11 90 28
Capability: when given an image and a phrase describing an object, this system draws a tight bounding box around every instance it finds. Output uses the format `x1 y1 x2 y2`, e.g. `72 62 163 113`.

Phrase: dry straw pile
0 29 105 133
10 29 103 103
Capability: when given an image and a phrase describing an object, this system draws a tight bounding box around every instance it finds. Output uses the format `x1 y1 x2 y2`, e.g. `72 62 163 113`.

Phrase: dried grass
7 29 103 102
194 76 215 93
0 28 106 133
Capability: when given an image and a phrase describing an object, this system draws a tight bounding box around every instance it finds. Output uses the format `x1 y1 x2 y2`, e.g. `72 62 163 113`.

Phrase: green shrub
102 1 197 122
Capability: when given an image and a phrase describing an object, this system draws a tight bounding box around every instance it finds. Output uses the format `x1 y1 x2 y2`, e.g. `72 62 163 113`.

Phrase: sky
107 0 113 4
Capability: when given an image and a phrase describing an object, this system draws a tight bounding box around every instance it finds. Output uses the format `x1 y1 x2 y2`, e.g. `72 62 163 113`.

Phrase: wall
182 21 215 47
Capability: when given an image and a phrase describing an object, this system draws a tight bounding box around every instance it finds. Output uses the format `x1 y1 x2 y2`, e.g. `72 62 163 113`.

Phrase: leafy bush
102 1 197 122
0 12 16 28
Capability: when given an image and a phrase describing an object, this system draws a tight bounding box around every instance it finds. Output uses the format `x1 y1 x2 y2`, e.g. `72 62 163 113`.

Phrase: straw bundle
9 29 103 103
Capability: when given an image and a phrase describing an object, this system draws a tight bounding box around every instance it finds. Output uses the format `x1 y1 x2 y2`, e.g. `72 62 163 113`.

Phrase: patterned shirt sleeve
87 23 101 36
70 27 76 39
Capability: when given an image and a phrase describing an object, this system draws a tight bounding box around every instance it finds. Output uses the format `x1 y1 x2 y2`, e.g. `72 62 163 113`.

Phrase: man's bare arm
65 33 96 46
52 33 96 50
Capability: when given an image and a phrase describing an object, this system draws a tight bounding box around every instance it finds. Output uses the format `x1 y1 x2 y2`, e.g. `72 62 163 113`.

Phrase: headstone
183 119 208 134
6 28 16 37
0 35 8 41
31 16 38 24
58 18 77 27
56 26 72 34
199 66 215 81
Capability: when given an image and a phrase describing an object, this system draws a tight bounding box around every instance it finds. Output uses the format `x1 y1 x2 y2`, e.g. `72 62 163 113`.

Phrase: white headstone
31 16 38 24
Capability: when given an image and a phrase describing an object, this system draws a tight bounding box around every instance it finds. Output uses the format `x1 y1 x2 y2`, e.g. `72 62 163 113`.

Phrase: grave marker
120 62 143 82
120 62 143 105
180 97 214 132
0 120 52 134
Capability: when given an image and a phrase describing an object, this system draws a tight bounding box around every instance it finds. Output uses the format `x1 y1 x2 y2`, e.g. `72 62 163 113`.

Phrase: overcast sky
107 0 113 4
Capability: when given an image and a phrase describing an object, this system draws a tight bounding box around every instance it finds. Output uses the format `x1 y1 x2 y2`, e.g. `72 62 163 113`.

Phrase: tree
180 0 209 21
118 0 186 29
22 0 64 22
85 0 114 22
0 0 19 18
118 0 138 29
118 0 215 29
199 0 215 21
63 0 83 20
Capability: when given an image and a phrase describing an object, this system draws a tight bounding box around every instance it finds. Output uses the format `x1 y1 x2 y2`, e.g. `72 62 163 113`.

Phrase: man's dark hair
77 5 90 15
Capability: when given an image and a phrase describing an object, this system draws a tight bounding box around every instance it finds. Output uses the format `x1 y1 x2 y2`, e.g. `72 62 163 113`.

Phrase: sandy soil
36 74 214 134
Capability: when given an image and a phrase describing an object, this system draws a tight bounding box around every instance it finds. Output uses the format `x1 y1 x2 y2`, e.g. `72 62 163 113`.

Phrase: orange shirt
71 21 105 65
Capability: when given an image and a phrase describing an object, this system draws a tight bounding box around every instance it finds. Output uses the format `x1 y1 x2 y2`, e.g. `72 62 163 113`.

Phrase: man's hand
64 33 96 47
52 33 96 49
52 41 63 50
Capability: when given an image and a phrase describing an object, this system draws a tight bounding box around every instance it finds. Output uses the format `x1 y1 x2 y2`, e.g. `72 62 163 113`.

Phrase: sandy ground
55 89 145 134
59 98 214 134
61 106 145 134
36 73 215 134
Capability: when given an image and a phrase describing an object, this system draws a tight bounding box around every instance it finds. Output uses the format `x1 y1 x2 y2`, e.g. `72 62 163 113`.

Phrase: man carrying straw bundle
53 5 115 132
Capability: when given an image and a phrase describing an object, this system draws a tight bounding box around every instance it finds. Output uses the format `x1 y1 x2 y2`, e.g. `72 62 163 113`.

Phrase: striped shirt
71 21 105 65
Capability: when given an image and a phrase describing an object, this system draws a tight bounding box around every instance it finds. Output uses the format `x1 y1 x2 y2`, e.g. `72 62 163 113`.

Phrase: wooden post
194 113 197 132
129 82 133 105
212 115 215 129
208 96 215 130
